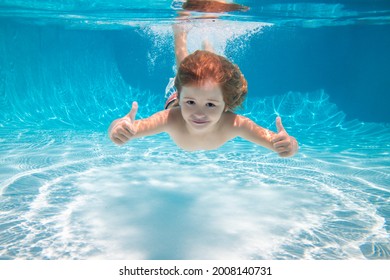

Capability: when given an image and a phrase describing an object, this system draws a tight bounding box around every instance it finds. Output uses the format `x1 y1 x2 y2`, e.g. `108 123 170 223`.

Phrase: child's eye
186 100 195 105
206 103 216 108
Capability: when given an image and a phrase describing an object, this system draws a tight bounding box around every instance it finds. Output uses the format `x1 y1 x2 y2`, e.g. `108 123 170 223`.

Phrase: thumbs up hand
109 101 139 145
271 117 298 157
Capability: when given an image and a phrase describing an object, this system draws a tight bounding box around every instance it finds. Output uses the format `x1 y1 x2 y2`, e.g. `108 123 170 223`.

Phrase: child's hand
109 101 138 145
271 117 298 157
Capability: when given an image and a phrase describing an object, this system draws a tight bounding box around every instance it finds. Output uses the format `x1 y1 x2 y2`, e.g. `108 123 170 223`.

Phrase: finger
124 127 136 135
127 101 138 121
276 116 285 133
118 128 134 140
116 131 129 142
276 145 290 155
271 132 287 144
278 151 290 158
117 118 136 135
113 138 124 145
279 146 290 153
111 135 124 145
273 140 289 149
121 123 136 135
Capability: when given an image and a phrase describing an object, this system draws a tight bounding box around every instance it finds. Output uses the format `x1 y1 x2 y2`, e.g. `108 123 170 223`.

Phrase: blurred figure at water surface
181 0 249 13
108 1 298 157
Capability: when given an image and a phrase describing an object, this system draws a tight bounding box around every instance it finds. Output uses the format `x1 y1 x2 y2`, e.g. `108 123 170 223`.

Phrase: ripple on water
0 123 389 259
360 242 390 260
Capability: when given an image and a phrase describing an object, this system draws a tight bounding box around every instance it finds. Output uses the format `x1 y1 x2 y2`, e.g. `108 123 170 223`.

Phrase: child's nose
193 107 206 117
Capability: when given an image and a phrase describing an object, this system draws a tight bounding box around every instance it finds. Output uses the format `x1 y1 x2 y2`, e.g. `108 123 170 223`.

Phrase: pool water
1 0 390 260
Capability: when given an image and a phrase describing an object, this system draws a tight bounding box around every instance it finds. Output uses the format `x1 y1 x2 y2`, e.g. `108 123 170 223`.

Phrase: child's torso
167 108 236 151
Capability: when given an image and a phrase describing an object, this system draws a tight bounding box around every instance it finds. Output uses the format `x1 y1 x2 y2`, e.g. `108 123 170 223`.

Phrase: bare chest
169 129 230 151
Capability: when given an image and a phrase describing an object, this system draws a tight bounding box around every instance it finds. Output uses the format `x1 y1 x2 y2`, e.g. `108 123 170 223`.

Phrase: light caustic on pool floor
0 127 389 259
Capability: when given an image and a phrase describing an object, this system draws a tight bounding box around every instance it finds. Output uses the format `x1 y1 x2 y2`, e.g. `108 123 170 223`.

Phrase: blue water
1 1 390 260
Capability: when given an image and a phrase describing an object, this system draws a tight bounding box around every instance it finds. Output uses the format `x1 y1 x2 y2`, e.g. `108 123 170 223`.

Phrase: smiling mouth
191 119 209 125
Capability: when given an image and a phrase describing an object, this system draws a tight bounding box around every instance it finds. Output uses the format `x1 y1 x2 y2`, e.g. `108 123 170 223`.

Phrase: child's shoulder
220 112 250 139
165 106 184 126
222 110 237 119
221 111 240 129
166 106 182 118
222 112 255 130
222 111 244 123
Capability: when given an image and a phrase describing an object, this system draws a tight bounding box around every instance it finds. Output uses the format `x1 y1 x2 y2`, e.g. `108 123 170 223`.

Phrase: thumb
276 116 285 133
127 101 138 121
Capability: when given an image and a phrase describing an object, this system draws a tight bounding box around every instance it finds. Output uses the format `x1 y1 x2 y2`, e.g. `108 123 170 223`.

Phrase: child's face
179 80 226 132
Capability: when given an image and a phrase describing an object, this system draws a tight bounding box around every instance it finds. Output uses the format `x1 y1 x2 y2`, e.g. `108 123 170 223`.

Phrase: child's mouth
191 119 209 125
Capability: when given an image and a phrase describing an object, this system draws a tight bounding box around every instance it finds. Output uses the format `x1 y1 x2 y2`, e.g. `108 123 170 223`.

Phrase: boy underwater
109 20 298 157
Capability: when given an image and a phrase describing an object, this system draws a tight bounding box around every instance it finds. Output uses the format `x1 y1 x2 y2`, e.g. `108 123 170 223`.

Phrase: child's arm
173 23 189 66
233 115 298 157
108 101 170 145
